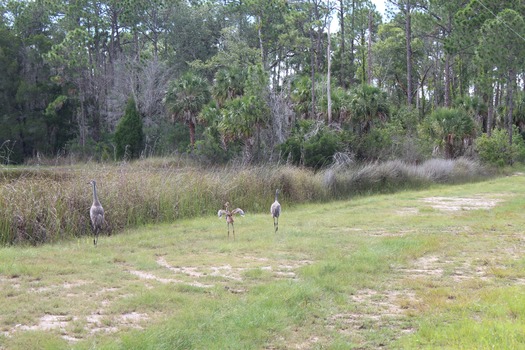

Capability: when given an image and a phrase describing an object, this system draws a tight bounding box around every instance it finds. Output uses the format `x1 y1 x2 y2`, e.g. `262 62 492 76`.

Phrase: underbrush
0 157 489 245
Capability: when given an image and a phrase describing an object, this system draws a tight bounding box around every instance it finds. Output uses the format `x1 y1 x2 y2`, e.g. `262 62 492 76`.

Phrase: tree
2 0 61 161
164 71 211 149
387 0 427 106
114 97 144 159
477 9 525 148
455 1 525 137
421 107 476 158
0 15 22 162
212 68 246 108
426 0 466 108
349 84 389 135
217 65 270 162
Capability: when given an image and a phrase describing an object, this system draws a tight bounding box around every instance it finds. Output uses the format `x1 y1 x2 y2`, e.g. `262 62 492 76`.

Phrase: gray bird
270 189 281 233
217 202 245 240
88 180 105 246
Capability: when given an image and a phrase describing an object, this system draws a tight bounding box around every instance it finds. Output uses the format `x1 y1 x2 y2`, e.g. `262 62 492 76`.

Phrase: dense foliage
1 0 525 167
114 97 144 159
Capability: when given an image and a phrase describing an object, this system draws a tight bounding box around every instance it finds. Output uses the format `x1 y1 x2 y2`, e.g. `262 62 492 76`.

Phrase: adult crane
89 180 105 246
270 189 281 233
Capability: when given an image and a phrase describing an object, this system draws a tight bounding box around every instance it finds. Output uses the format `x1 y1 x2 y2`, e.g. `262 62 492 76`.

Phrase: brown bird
88 180 105 246
217 202 245 239
270 189 281 233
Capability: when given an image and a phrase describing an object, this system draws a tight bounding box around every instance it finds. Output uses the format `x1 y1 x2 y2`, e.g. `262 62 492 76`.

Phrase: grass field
1 171 525 349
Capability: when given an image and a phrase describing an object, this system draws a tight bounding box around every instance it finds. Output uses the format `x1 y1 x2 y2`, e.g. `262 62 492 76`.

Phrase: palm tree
164 71 211 148
350 84 389 135
215 65 270 162
212 68 245 107
425 108 476 158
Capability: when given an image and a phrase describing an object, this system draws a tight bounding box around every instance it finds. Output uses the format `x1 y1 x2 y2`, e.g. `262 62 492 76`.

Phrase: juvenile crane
217 202 245 240
270 189 281 233
89 180 105 246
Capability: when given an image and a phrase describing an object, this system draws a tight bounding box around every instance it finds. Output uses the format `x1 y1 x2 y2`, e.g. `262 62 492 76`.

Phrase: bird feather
271 201 281 218
232 208 245 216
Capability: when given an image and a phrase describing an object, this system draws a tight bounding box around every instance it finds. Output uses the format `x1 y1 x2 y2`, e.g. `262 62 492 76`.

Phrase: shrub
280 120 343 169
475 127 525 166
420 108 476 158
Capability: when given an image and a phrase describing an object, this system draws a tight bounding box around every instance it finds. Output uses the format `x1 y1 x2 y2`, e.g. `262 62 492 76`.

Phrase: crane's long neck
92 183 100 205
275 190 279 202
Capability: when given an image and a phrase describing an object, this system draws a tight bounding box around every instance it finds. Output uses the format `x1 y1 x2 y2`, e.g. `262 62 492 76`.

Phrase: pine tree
114 97 144 160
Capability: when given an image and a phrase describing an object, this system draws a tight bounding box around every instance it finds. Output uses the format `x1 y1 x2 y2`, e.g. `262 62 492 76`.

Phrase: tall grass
0 157 488 245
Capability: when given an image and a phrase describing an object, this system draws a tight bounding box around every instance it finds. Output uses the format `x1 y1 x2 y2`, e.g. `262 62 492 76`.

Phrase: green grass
1 169 525 348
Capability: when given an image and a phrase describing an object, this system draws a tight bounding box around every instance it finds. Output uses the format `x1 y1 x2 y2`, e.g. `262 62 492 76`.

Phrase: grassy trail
1 173 525 349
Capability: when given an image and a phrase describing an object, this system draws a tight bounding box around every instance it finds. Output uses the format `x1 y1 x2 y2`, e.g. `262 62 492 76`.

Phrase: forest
1 0 525 167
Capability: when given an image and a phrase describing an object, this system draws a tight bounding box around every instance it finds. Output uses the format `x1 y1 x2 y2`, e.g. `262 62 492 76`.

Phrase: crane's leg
232 223 235 240
227 223 230 239
274 217 279 233
94 229 98 246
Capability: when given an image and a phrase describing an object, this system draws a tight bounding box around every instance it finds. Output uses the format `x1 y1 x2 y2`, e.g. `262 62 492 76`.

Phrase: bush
420 107 476 158
280 121 343 169
475 127 525 166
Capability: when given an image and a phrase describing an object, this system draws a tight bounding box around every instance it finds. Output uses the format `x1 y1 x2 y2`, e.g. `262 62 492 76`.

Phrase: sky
371 0 387 17
329 0 388 33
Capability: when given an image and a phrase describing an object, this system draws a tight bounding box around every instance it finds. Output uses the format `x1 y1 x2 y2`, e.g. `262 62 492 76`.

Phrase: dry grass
0 157 488 245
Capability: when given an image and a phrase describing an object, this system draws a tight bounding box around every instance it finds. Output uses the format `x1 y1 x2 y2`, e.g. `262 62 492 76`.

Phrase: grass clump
401 287 525 349
325 157 487 197
0 157 488 245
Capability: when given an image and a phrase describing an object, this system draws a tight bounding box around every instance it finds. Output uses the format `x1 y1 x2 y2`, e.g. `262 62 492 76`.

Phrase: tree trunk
189 120 196 149
405 0 413 106
444 54 451 107
495 80 500 112
367 10 373 85
360 30 366 84
444 15 452 108
327 20 332 123
507 70 515 149
349 0 356 86
257 15 265 68
339 0 346 88
310 24 316 119
487 87 493 137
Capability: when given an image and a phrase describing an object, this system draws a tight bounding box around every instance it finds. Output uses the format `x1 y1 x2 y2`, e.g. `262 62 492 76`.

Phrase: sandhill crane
270 189 281 233
217 202 245 240
89 180 105 246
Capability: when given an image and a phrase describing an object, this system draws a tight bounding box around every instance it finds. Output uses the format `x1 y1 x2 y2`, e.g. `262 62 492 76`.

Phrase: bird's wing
218 209 226 218
91 204 104 218
271 202 281 216
90 205 105 228
232 208 245 216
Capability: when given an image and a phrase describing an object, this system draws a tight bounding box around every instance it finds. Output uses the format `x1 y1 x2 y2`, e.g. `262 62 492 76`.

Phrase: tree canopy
1 0 525 166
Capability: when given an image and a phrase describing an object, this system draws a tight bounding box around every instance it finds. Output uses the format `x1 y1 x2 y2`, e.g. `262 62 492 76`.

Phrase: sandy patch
422 196 502 211
396 207 419 215
397 254 492 282
328 288 417 339
14 314 74 332
128 268 213 288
